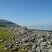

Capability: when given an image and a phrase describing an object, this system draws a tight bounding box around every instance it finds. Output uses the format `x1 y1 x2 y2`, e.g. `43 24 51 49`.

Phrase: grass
0 27 15 52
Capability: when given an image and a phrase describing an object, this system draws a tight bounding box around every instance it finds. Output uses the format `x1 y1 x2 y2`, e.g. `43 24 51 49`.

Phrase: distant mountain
0 19 20 27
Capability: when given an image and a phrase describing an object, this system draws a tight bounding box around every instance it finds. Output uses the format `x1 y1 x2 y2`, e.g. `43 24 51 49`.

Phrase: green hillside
0 19 20 27
0 19 52 52
0 27 15 52
0 19 20 52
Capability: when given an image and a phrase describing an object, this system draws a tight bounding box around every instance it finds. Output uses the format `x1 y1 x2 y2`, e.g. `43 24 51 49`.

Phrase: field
0 27 15 52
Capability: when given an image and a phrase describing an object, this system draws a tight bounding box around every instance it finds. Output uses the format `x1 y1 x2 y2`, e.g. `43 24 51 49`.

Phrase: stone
4 27 52 52
0 38 4 43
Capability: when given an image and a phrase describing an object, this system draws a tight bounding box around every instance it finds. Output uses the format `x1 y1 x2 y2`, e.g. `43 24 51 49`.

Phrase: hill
0 19 52 52
0 19 20 27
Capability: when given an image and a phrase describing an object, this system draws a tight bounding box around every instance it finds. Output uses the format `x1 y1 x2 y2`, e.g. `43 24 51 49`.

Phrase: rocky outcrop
4 27 52 52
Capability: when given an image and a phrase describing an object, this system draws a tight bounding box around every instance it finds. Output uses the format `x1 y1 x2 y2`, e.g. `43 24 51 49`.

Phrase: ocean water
27 26 52 30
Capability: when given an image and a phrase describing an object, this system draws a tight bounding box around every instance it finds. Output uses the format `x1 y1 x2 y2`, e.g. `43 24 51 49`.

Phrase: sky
0 0 52 26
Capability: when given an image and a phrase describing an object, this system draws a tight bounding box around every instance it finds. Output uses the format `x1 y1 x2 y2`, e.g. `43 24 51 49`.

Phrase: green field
0 27 15 52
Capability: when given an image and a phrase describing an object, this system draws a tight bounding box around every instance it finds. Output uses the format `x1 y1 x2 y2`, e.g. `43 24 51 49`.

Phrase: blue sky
0 0 52 26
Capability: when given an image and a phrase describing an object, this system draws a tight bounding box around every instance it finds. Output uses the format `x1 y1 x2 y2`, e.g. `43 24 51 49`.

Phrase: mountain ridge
0 19 20 27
